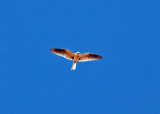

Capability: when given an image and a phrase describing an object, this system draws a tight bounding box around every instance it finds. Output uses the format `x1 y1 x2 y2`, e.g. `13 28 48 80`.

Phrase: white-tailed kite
50 48 102 70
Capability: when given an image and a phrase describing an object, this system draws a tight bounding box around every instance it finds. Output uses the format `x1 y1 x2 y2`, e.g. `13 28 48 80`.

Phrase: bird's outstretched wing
50 48 75 60
78 53 102 62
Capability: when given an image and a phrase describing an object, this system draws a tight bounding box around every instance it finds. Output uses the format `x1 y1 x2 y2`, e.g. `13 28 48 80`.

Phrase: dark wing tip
89 53 102 59
50 48 65 52
50 48 54 52
96 55 102 59
98 55 102 59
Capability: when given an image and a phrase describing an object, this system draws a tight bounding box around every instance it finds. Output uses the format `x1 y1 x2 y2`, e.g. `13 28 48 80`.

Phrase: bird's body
72 52 80 70
50 48 102 70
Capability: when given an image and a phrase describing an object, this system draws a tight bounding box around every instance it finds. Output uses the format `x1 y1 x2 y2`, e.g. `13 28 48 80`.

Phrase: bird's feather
50 48 75 60
78 53 102 62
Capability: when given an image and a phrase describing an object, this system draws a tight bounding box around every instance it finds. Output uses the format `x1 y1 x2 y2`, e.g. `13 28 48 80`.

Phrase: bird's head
76 52 80 54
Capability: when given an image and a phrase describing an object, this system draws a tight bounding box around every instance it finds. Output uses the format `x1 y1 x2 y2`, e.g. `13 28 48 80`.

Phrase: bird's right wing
50 48 75 60
78 53 102 62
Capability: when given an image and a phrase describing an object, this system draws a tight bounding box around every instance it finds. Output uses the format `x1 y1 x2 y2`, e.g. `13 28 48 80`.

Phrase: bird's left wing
50 48 75 60
78 53 102 62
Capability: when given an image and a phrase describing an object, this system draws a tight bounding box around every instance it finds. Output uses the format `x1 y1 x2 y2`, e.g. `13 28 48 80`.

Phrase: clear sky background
0 0 160 114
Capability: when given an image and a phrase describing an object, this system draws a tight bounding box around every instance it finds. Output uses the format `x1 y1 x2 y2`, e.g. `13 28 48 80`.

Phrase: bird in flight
50 48 102 70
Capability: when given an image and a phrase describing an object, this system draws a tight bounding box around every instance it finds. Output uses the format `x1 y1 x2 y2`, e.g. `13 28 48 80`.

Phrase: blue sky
0 0 160 114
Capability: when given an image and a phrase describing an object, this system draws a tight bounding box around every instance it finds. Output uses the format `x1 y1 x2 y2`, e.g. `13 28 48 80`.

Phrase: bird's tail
71 62 77 70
